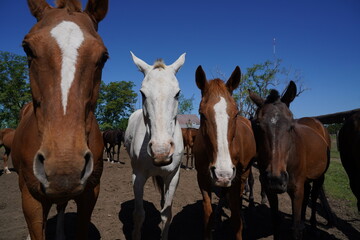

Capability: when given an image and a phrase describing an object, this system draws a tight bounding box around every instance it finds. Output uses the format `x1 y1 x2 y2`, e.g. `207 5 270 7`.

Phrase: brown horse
103 129 125 163
181 127 198 169
0 128 15 174
249 81 330 240
193 66 256 240
338 111 360 213
11 0 108 239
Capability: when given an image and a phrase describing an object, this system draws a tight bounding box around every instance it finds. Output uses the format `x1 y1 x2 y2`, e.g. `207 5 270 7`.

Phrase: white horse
124 52 185 240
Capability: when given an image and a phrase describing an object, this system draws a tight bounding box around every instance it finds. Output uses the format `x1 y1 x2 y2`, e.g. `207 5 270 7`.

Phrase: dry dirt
0 147 359 240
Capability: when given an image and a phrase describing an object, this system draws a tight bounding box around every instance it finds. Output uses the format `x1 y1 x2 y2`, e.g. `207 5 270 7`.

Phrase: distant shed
178 114 200 129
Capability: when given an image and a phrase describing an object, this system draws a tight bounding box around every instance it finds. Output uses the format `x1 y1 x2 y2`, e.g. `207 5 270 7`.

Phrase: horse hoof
4 168 11 174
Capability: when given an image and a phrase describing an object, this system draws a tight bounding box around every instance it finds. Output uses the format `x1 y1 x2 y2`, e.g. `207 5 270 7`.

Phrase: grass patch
324 159 357 209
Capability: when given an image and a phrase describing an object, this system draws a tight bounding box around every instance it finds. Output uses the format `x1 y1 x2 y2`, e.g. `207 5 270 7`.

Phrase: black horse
103 129 124 163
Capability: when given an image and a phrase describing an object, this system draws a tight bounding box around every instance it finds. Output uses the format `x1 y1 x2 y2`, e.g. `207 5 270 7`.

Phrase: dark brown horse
193 66 256 240
0 128 15 174
11 0 108 239
181 127 198 169
103 129 124 163
338 111 360 213
249 81 330 240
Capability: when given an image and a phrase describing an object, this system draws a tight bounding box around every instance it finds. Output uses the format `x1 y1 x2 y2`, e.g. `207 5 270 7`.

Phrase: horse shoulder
297 117 331 147
87 114 104 184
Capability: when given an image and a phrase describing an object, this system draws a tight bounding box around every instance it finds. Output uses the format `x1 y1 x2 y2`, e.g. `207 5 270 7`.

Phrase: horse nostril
80 151 93 183
33 152 49 187
281 171 289 182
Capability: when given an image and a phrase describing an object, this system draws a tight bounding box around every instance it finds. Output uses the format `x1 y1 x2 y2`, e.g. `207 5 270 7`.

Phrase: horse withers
124 52 185 240
181 127 198 169
11 0 108 239
338 111 360 213
0 128 15 174
193 66 256 240
249 81 330 240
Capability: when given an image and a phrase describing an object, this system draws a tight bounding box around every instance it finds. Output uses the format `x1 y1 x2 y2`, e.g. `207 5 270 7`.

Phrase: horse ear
248 90 265 107
281 81 297 107
27 0 51 21
170 53 186 73
130 51 151 75
195 65 208 94
85 0 108 23
226 66 241 95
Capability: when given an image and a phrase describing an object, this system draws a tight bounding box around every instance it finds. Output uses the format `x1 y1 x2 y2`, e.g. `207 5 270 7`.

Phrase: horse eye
22 41 36 59
175 90 181 100
97 51 109 67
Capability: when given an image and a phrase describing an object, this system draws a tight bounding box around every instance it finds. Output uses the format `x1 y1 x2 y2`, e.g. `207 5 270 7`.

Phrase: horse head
131 52 185 166
195 65 241 187
249 81 297 193
24 0 108 198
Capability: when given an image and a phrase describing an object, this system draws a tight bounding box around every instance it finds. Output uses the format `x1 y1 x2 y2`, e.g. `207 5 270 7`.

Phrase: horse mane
206 79 229 95
265 89 280 104
56 0 82 12
153 59 165 69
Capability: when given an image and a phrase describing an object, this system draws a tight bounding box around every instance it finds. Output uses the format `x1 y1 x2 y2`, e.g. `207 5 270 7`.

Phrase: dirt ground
0 147 359 240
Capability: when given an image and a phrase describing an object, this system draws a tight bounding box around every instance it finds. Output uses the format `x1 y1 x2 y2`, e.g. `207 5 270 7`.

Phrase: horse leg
289 184 305 240
318 185 336 227
105 144 110 162
260 184 268 205
160 168 180 240
266 191 280 240
55 203 67 240
74 184 100 239
132 173 147 240
3 147 11 174
20 177 51 239
301 181 311 222
310 176 326 228
197 173 213 240
185 146 190 169
117 144 120 163
247 167 254 207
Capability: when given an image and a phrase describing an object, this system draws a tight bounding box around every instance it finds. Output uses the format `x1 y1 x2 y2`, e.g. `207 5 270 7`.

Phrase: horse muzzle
147 140 175 166
33 150 94 198
261 170 289 194
210 166 236 187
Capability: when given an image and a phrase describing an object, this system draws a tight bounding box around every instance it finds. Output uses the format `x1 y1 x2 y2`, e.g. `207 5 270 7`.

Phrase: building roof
177 114 200 128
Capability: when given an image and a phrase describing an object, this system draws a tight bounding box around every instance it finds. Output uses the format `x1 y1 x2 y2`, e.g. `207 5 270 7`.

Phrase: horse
11 0 108 239
103 129 124 163
0 128 15 174
193 66 256 240
249 81 331 240
338 111 360 213
124 52 185 240
181 127 198 169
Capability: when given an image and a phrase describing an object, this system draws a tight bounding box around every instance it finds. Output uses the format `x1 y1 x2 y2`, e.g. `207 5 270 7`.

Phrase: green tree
235 59 307 118
0 51 31 128
178 93 194 114
96 81 137 130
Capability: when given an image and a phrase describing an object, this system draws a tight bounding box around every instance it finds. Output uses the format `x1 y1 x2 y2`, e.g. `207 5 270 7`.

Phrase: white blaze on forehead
50 21 84 114
214 97 233 172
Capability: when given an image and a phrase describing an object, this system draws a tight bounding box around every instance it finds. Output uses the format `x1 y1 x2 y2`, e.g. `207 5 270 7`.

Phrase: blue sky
1 0 359 118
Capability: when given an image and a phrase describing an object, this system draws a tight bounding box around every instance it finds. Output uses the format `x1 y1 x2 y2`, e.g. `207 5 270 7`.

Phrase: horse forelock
265 89 280 104
56 0 82 12
153 59 165 69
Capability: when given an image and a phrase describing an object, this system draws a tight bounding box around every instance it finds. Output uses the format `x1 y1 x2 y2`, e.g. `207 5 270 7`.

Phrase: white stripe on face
213 97 233 172
51 21 84 114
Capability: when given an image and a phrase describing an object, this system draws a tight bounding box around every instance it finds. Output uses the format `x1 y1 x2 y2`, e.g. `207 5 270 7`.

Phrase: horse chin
39 182 85 200
213 180 232 188
265 184 287 194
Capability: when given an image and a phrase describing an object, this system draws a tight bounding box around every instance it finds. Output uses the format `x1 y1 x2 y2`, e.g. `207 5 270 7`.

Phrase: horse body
103 129 124 163
181 127 198 169
249 81 330 240
338 111 360 212
124 52 185 240
0 128 15 174
193 66 256 240
11 1 108 239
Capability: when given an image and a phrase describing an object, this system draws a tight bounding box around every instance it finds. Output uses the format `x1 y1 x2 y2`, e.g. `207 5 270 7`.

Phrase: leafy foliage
96 81 137 130
0 51 31 128
178 93 195 114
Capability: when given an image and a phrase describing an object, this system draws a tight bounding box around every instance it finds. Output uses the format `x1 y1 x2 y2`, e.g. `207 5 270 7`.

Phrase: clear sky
1 0 359 118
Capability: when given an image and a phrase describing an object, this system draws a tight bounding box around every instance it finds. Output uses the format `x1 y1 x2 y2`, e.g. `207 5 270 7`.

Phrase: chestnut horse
0 128 15 174
181 127 198 169
193 66 256 240
11 0 108 239
124 52 185 240
338 111 360 212
249 81 330 240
